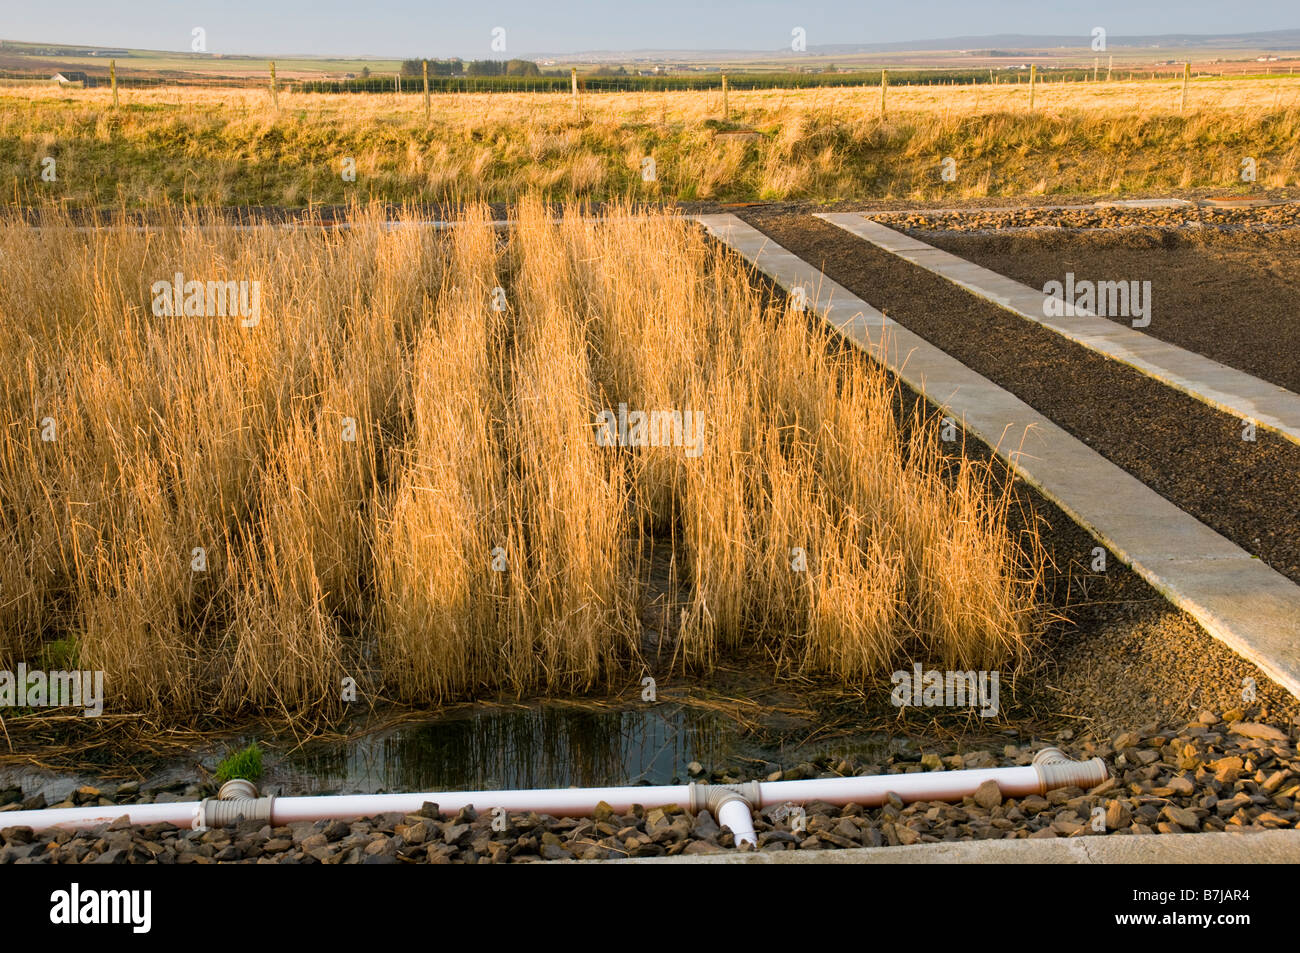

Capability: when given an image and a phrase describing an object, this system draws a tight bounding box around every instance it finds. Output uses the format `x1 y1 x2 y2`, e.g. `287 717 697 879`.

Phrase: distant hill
804 30 1300 55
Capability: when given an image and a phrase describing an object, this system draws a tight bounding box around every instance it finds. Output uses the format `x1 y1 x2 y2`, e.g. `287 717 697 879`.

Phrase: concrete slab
695 213 1300 700
608 829 1300 864
816 212 1300 447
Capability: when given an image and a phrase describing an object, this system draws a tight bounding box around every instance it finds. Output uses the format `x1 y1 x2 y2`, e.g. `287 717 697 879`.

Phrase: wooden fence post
1180 62 1190 112
1029 64 1036 109
881 68 888 116
423 60 430 119
571 68 579 114
721 73 728 119
269 61 278 111
110 58 118 107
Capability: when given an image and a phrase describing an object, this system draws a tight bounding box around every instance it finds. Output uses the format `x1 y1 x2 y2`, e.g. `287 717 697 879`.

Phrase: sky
4 0 1298 58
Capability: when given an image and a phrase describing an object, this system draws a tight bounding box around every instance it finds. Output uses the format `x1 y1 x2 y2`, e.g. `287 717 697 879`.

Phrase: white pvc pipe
1 749 1106 846
716 798 758 847
759 766 1047 808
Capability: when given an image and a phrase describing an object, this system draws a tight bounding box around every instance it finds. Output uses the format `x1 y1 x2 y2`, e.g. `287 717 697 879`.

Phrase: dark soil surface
738 213 1300 594
918 228 1300 393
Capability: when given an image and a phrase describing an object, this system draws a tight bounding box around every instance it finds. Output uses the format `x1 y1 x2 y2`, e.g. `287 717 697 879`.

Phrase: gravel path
3 713 1296 862
870 203 1300 231
919 228 1300 394
739 212 1300 586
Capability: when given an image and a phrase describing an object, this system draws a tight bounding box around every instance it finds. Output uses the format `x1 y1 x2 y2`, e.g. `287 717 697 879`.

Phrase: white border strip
696 212 1300 700
817 212 1300 446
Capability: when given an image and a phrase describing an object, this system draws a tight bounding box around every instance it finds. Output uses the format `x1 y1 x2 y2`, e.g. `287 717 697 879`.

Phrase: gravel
739 212 1300 585
871 203 1300 232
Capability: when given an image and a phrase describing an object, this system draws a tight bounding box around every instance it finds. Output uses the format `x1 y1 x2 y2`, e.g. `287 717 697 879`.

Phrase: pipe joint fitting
193 778 276 831
688 780 761 815
1032 746 1108 793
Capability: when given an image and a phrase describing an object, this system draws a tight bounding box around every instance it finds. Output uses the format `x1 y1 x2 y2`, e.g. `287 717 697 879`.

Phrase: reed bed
0 200 1043 723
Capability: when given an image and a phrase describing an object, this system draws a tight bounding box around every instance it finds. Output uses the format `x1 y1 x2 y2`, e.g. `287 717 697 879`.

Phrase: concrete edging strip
694 213 1300 700
605 828 1300 864
815 212 1300 447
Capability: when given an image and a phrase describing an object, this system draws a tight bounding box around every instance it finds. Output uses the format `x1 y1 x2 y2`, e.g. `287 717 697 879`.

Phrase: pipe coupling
688 781 761 815
193 779 276 830
1032 746 1108 793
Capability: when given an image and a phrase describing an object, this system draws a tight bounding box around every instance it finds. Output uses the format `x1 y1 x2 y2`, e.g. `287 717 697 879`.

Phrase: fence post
1180 62 1190 112
1106 55 1113 81
571 67 579 115
269 61 278 111
423 60 430 119
721 73 728 119
881 68 888 116
110 58 118 107
1029 63 1036 109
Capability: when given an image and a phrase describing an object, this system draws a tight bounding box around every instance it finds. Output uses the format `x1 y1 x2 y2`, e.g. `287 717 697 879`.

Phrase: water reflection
281 703 736 794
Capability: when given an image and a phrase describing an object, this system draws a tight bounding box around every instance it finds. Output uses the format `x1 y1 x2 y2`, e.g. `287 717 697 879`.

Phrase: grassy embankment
2 79 1298 207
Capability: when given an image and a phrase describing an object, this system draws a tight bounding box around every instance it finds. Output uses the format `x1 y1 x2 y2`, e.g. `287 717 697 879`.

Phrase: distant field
2 78 1298 206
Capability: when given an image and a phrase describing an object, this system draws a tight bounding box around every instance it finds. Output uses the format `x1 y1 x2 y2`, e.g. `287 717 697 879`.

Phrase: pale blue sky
4 0 1297 58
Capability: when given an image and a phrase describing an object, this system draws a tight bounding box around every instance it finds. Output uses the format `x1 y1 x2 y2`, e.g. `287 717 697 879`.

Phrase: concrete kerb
815 212 1300 448
694 213 1300 701
601 828 1300 864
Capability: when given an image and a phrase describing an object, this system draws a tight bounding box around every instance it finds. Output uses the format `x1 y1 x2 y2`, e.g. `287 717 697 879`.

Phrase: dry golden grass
0 200 1044 722
3 78 1298 207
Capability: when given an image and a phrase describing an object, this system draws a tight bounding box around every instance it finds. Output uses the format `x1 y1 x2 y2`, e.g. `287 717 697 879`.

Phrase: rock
592 801 614 823
1105 800 1132 830
692 810 720 839
973 780 1003 810
1113 731 1141 750
920 753 944 771
1262 770 1290 794
1 826 34 845
1167 776 1195 796
1228 722 1288 742
442 823 472 846
1212 756 1245 783
895 826 921 845
1197 711 1219 725
1019 795 1050 814
834 817 861 840
884 792 904 811
686 761 705 777
394 821 428 845
116 781 141 797
1254 811 1289 827
682 840 723 855
1162 805 1200 830
322 820 350 842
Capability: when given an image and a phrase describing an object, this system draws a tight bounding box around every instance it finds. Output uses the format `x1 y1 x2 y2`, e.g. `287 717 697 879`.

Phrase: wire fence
6 64 1298 94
